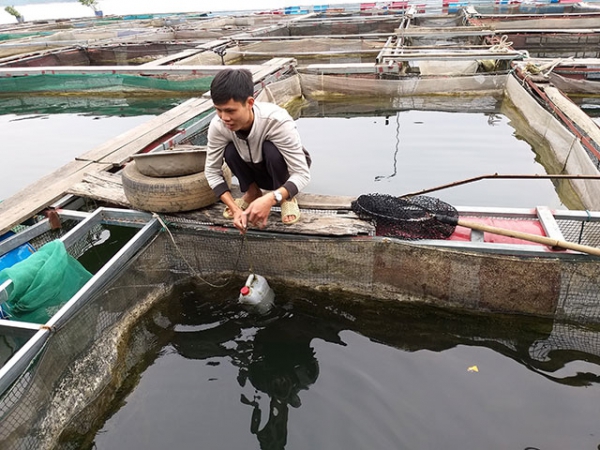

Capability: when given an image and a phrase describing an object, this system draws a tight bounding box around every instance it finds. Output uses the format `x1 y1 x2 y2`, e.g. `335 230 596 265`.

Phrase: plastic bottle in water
239 274 275 314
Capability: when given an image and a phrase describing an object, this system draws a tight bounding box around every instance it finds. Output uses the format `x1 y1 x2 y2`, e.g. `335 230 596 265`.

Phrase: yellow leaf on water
467 365 479 373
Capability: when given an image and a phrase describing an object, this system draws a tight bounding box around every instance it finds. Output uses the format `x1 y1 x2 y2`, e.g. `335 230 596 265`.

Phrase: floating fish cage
4 4 600 447
0 206 161 450
2 217 600 448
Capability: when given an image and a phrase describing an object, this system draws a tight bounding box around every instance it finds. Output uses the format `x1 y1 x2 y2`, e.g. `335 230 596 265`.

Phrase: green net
0 33 49 41
0 95 187 116
0 74 213 94
0 240 92 324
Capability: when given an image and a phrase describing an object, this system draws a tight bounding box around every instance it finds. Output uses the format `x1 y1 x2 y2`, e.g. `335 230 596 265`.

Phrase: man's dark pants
224 141 290 192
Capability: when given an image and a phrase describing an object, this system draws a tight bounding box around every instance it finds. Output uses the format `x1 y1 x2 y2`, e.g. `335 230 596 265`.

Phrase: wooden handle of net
457 218 600 257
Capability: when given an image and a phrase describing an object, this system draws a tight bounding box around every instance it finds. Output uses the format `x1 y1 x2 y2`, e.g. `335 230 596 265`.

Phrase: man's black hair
210 68 254 105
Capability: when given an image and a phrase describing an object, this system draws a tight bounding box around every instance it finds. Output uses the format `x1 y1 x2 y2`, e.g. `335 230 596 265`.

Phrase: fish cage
0 43 197 68
219 37 387 66
267 71 600 210
0 206 160 449
2 220 600 449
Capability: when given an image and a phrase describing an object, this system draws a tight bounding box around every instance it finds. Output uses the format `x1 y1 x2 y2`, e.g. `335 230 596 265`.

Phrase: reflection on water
0 94 186 117
167 289 337 450
295 96 570 209
0 95 184 201
175 308 322 449
64 281 600 450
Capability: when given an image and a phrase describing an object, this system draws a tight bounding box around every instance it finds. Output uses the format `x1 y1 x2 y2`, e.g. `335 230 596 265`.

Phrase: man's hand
233 208 247 234
243 194 276 229
221 192 249 234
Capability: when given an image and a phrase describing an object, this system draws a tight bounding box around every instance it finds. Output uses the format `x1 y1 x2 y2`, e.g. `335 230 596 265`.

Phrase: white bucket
238 274 275 314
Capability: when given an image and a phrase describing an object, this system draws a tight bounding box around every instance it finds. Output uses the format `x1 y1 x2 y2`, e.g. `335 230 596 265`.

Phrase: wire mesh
0 233 178 450
530 320 600 363
25 220 80 252
556 219 600 248
0 224 600 449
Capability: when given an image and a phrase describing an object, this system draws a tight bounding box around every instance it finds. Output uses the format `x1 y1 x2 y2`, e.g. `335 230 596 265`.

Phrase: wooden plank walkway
0 59 296 235
67 172 371 237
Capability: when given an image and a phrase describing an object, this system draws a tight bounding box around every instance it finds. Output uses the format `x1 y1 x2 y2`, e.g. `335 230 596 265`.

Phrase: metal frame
0 64 294 78
0 207 159 396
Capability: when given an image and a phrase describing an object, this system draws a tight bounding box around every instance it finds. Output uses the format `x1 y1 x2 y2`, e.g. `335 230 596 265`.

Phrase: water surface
297 98 566 208
0 96 183 200
73 283 600 450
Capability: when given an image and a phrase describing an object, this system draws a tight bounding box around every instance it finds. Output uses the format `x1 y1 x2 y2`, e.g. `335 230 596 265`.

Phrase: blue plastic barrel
0 231 35 272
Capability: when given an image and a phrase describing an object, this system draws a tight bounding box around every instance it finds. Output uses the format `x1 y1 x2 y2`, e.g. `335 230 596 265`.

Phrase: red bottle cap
240 286 250 296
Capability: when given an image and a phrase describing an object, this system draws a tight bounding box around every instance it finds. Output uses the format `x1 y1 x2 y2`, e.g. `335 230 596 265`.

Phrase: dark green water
76 224 140 274
65 282 600 450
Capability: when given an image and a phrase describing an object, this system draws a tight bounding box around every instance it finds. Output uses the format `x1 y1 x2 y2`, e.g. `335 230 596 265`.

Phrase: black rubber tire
122 162 232 213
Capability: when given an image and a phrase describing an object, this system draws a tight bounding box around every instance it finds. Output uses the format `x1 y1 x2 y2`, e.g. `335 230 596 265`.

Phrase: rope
578 210 592 245
489 35 513 53
152 213 250 288
560 136 578 173
542 57 574 77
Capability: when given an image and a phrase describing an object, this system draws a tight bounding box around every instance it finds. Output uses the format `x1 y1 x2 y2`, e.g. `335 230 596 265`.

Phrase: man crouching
204 68 311 233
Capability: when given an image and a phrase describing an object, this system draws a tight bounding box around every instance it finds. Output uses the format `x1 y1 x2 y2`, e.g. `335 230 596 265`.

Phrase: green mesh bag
0 240 93 324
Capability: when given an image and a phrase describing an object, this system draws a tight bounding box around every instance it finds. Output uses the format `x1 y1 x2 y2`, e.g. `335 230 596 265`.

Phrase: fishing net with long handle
351 194 458 239
351 193 600 256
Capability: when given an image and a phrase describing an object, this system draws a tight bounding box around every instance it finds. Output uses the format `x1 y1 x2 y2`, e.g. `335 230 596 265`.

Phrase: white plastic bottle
239 274 275 314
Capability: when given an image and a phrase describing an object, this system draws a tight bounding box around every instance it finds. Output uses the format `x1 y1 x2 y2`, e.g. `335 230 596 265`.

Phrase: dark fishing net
351 194 458 239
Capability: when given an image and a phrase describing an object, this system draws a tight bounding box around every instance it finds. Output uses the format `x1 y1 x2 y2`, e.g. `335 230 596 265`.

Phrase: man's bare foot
242 184 263 205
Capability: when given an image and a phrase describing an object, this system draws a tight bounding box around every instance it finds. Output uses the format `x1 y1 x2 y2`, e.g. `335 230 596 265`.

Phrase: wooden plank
0 161 107 235
68 173 370 236
536 206 566 243
379 51 524 61
396 29 495 37
173 207 374 237
303 62 394 74
0 64 293 77
232 34 392 41
71 173 355 211
227 184 354 210
139 48 204 67
67 172 131 208
296 193 355 210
